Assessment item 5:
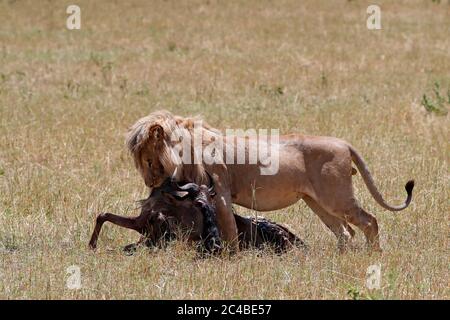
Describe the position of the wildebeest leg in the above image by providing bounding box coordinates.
[89,212,144,249]
[303,196,354,253]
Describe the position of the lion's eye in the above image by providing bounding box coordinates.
[147,160,152,167]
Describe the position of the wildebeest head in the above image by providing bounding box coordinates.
[140,170,222,253]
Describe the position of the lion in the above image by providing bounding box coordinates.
[125,110,414,252]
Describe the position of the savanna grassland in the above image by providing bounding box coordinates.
[0,0,449,299]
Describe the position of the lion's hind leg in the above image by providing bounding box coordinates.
[303,196,354,253]
[310,182,382,252]
[344,205,382,252]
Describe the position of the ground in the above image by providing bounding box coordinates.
[0,0,448,299]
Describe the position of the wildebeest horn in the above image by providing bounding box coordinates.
[160,168,191,200]
[165,189,189,200]
[175,182,200,194]
[170,167,199,194]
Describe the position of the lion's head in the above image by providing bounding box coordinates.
[125,110,218,188]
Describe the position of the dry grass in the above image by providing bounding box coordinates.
[0,0,449,299]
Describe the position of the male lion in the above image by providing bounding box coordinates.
[126,110,414,252]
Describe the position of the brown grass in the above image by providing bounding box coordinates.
[0,0,448,299]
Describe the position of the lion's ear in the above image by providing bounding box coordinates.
[149,124,164,141]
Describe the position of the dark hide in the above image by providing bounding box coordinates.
[89,176,305,255]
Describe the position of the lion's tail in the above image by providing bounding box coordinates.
[349,145,414,212]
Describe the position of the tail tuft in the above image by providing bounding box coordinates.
[405,180,415,195]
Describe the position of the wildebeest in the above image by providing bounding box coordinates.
[89,172,305,254]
